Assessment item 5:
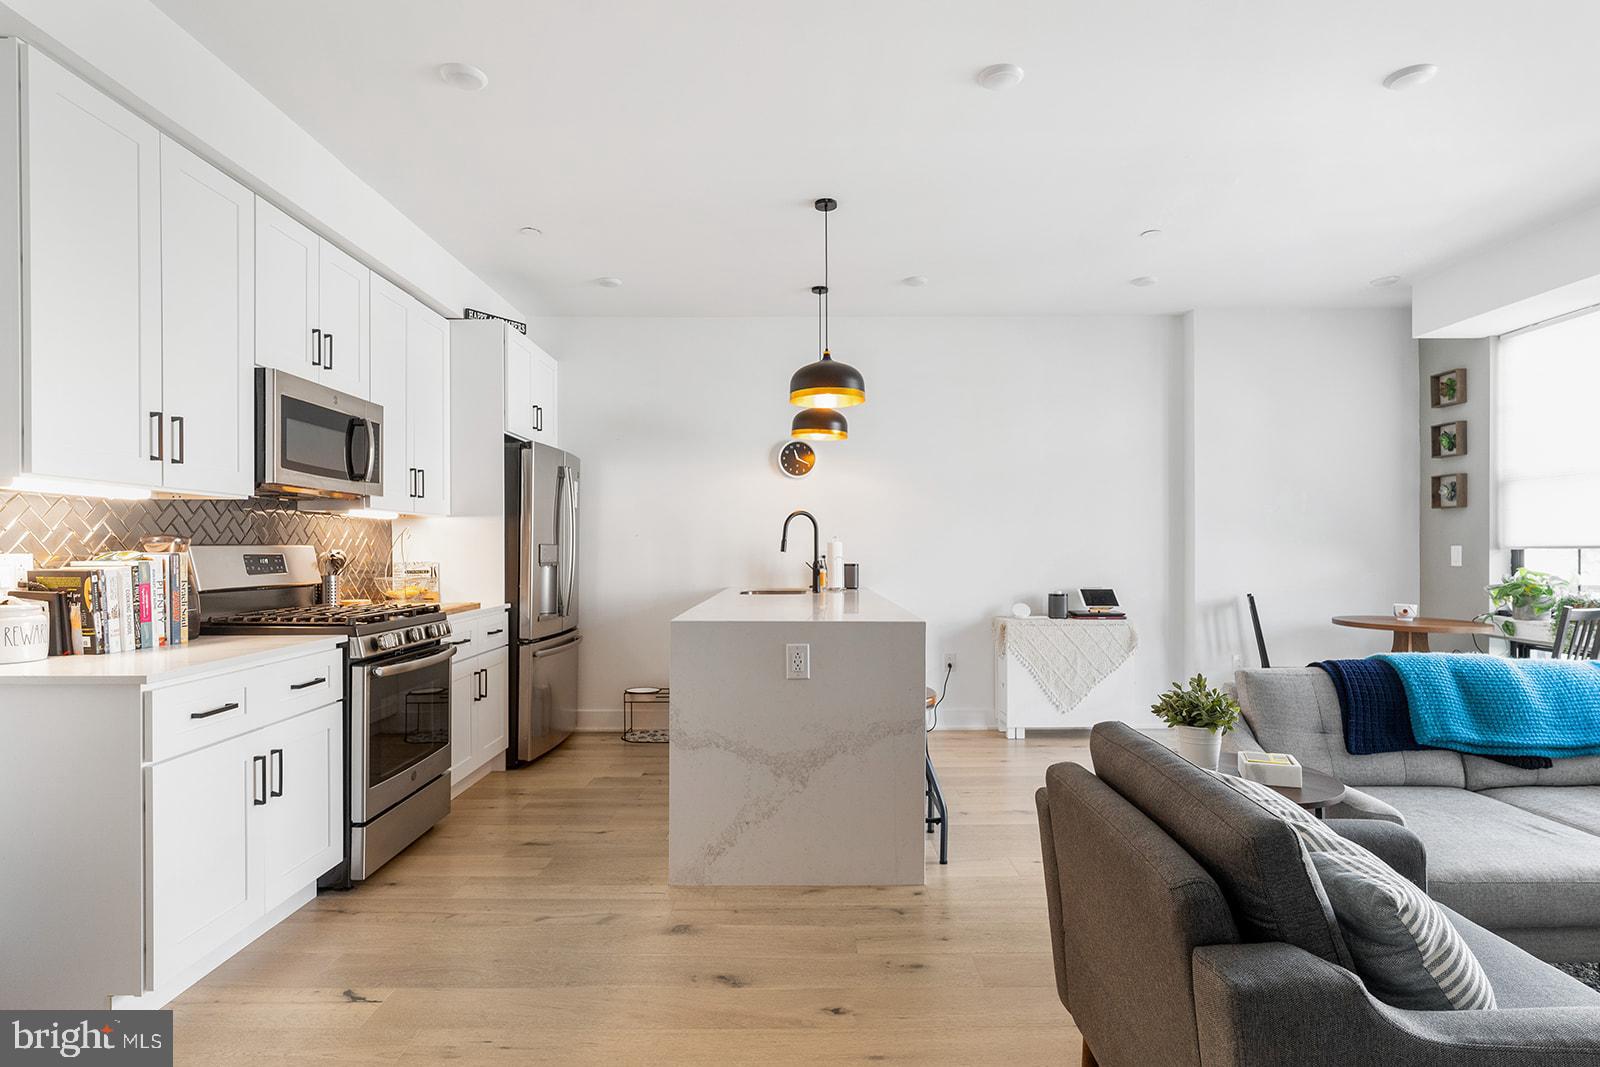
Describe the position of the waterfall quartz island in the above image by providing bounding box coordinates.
[669,587,927,886]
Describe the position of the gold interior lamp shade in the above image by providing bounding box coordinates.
[788,349,866,409]
[791,406,848,441]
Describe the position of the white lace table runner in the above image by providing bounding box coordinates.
[995,617,1139,714]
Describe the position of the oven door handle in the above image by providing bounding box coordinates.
[370,645,456,678]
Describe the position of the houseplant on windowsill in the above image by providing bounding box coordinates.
[1150,674,1240,771]
[1482,568,1568,645]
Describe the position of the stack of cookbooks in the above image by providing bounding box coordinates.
[14,549,191,655]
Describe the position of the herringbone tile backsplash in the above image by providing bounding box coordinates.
[0,492,392,598]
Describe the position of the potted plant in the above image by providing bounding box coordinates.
[1150,673,1240,771]
[1483,568,1569,644]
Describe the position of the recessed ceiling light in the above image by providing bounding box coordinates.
[976,63,1025,91]
[902,275,928,287]
[1129,276,1158,288]
[1139,229,1164,240]
[595,277,623,288]
[1382,64,1437,91]
[437,62,489,92]
[1369,275,1402,288]
[518,225,542,237]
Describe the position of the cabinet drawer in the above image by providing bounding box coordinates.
[147,674,249,763]
[252,646,344,722]
[476,611,509,652]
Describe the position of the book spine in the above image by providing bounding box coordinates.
[145,557,167,648]
[178,556,190,644]
[122,566,135,652]
[168,554,183,645]
[95,571,113,655]
[137,561,153,650]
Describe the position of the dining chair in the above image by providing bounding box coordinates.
[1247,593,1271,668]
[1551,605,1600,660]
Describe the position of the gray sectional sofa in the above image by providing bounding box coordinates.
[1231,667,1600,964]
[1036,721,1600,1067]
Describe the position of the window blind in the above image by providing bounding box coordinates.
[1497,306,1600,547]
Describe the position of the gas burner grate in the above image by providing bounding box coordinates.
[210,603,438,627]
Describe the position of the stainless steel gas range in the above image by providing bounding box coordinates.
[190,544,454,885]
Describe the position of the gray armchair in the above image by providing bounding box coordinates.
[1036,723,1600,1067]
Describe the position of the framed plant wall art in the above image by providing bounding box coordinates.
[1431,473,1467,509]
[1431,420,1467,458]
[1430,368,1467,408]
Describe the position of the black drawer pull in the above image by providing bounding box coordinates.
[289,676,327,691]
[486,628,503,636]
[191,702,240,720]
[270,748,284,797]
[253,754,268,805]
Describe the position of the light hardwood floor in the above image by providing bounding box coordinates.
[170,731,1091,1065]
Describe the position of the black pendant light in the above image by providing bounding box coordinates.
[791,285,848,440]
[789,198,866,409]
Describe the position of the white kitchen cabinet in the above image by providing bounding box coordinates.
[254,196,370,398]
[258,702,342,907]
[317,238,370,397]
[157,135,254,497]
[366,275,410,512]
[11,45,162,488]
[475,646,510,767]
[368,275,449,515]
[146,734,262,991]
[406,299,450,514]
[449,664,476,785]
[254,198,319,380]
[504,329,558,444]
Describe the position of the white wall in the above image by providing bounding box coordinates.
[535,315,1187,729]
[1187,309,1420,677]
[0,0,521,319]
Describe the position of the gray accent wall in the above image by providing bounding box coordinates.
[1418,338,1502,651]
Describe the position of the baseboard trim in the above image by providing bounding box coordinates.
[573,706,1000,732]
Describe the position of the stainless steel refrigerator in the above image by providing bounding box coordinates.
[506,439,580,763]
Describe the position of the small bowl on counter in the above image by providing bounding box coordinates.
[374,576,440,604]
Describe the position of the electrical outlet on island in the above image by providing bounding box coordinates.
[786,643,810,680]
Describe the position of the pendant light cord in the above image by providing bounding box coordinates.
[823,206,830,352]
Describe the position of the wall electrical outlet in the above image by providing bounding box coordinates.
[786,643,810,680]
[943,652,957,671]
[1450,544,1463,568]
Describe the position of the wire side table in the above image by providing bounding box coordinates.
[622,686,670,743]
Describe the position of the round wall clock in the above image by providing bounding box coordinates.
[777,440,816,478]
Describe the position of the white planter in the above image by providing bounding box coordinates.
[1501,616,1555,646]
[1174,725,1222,771]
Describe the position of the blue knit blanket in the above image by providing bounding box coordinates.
[1314,658,1418,755]
[1375,654,1600,758]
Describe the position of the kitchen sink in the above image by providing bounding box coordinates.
[738,588,811,595]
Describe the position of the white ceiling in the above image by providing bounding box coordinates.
[149,0,1600,318]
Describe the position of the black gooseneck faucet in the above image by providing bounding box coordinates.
[780,510,822,593]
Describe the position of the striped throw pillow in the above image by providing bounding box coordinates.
[1211,771,1497,1011]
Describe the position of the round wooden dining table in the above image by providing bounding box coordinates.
[1331,615,1498,652]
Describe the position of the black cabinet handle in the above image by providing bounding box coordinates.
[270,748,284,797]
[480,668,489,700]
[325,331,334,371]
[532,405,543,432]
[253,754,267,805]
[170,415,185,464]
[447,638,471,647]
[289,676,327,691]
[419,468,425,499]
[190,701,240,720]
[486,628,503,636]
[312,328,323,367]
[149,411,164,461]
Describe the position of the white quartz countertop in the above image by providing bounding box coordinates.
[0,633,346,687]
[673,587,920,624]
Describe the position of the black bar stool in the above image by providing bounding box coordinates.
[925,687,949,864]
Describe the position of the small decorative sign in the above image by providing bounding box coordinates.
[462,307,527,334]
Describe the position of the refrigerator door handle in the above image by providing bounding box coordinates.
[563,468,578,621]
[554,464,570,617]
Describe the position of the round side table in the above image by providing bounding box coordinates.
[1217,753,1346,818]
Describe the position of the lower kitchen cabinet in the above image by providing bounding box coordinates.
[146,701,341,992]
[449,608,510,790]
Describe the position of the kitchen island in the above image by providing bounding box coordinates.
[669,587,926,885]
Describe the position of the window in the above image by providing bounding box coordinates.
[1497,307,1600,549]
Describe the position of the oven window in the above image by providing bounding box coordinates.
[367,655,451,787]
[281,396,355,480]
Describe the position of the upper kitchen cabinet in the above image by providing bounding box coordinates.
[255,197,370,398]
[2,44,162,489]
[368,275,449,515]
[158,136,254,497]
[505,329,558,445]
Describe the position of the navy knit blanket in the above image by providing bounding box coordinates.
[1312,659,1552,770]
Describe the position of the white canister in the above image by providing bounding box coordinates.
[0,598,50,663]
[825,537,845,591]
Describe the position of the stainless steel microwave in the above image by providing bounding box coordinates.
[255,368,383,500]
